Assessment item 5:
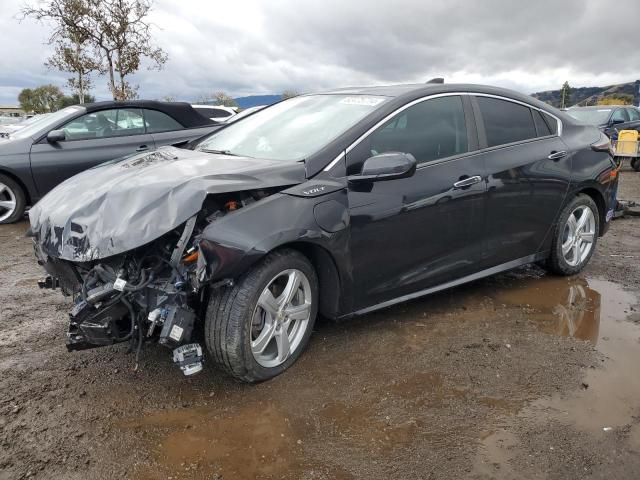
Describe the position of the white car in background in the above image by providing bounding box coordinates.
[191,104,238,122]
[0,114,50,138]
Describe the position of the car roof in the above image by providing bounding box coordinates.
[82,100,214,128]
[316,83,559,111]
[569,105,630,110]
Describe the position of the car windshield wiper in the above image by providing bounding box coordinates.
[199,148,242,157]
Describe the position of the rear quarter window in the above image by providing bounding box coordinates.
[532,110,552,137]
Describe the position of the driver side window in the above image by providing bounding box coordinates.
[62,108,145,140]
[366,96,468,165]
[611,108,629,124]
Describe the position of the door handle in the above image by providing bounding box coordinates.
[453,175,482,189]
[136,145,149,152]
[548,150,567,160]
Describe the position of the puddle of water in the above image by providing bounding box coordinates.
[529,278,640,431]
[494,276,602,344]
[476,276,640,473]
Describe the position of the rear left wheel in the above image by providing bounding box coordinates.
[0,174,26,224]
[631,158,640,172]
[204,249,318,382]
[545,194,599,276]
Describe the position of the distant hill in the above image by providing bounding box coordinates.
[532,80,640,107]
[234,95,282,109]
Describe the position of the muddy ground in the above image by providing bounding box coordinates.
[1,170,640,480]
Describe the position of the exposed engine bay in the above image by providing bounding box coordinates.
[34,189,275,376]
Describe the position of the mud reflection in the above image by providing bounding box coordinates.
[494,276,601,344]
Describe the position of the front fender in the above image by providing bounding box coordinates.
[198,190,351,286]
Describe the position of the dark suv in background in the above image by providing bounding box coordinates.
[565,105,640,138]
[0,101,219,224]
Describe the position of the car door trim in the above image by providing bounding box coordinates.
[323,92,563,172]
[345,252,547,318]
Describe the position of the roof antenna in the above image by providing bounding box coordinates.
[426,78,444,84]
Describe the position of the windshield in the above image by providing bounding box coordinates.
[196,94,387,161]
[566,108,612,125]
[11,106,83,139]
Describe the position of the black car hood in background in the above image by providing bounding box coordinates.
[29,146,306,261]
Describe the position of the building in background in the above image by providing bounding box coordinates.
[0,106,26,117]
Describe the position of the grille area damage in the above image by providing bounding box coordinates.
[34,190,276,375]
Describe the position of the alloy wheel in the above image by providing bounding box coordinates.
[561,205,596,267]
[0,181,17,223]
[250,269,312,368]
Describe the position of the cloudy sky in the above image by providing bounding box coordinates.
[1,0,639,105]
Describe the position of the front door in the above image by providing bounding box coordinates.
[347,95,487,310]
[29,108,155,196]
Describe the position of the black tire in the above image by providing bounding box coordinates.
[204,248,319,383]
[631,158,640,172]
[0,174,26,224]
[545,194,599,276]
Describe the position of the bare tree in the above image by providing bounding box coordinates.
[22,0,99,103]
[46,33,100,103]
[282,89,300,100]
[22,0,168,101]
[213,91,237,107]
[91,0,168,100]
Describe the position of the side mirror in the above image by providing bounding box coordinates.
[610,118,625,126]
[47,129,66,143]
[348,152,417,183]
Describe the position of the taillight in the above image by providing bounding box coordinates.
[591,132,614,156]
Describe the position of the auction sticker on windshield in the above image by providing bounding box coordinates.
[339,96,385,106]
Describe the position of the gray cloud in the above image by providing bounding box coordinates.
[1,0,639,105]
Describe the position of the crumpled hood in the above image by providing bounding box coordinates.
[29,146,306,261]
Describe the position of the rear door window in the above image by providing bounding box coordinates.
[611,108,629,123]
[143,109,183,133]
[476,97,537,147]
[627,108,640,121]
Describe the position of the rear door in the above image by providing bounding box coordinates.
[29,108,155,195]
[347,95,487,310]
[143,108,217,147]
[471,95,571,267]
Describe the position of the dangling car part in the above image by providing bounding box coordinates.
[30,84,618,382]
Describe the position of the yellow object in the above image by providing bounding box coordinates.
[616,130,639,156]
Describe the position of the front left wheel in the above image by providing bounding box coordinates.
[0,174,26,224]
[204,249,318,383]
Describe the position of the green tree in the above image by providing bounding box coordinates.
[18,85,65,113]
[59,93,96,108]
[560,81,572,108]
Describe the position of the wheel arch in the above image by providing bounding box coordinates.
[0,168,32,206]
[271,241,343,320]
[576,186,606,235]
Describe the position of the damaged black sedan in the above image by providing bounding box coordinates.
[29,83,619,382]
